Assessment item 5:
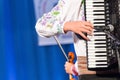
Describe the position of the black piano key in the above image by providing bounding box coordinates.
[93,14,105,15]
[93,22,105,24]
[96,64,108,66]
[93,10,105,12]
[96,60,107,62]
[95,39,106,41]
[93,19,105,21]
[93,5,105,7]
[95,51,107,53]
[93,1,105,4]
[94,26,106,30]
[95,46,106,48]
[95,43,106,45]
[94,30,106,32]
[95,55,107,57]
[94,34,106,36]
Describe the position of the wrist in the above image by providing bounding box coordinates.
[63,22,72,33]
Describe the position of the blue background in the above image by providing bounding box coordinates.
[0,0,78,80]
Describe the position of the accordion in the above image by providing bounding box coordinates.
[84,0,120,71]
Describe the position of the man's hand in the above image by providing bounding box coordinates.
[64,21,93,40]
[64,62,74,74]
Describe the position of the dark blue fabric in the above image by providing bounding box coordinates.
[0,0,78,80]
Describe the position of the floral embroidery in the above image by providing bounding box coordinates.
[38,0,65,33]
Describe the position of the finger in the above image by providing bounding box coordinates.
[80,24,94,36]
[83,25,93,32]
[80,24,93,34]
[79,32,90,40]
[81,21,93,28]
[86,21,94,28]
[76,24,91,34]
[80,28,92,35]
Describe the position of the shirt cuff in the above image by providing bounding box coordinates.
[60,21,66,33]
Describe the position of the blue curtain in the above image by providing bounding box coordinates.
[0,0,77,80]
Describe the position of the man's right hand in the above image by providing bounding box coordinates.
[64,21,94,40]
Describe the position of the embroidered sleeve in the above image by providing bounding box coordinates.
[35,0,65,37]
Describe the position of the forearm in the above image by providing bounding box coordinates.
[35,17,65,37]
[35,0,65,38]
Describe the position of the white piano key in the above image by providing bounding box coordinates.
[88,57,107,60]
[88,42,106,45]
[88,48,107,50]
[88,58,107,61]
[88,48,106,51]
[88,49,107,52]
[88,36,106,39]
[85,10,105,12]
[86,15,105,17]
[86,6,104,9]
[87,46,106,48]
[88,46,107,49]
[93,24,106,26]
[88,46,106,49]
[88,53,107,56]
[86,12,105,15]
[86,7,105,10]
[88,52,107,55]
[87,43,106,45]
[88,46,106,51]
[86,14,105,17]
[86,4,104,6]
[88,48,107,51]
[87,17,105,20]
[88,55,107,58]
[88,65,108,68]
[86,4,104,7]
[88,60,107,62]
[86,0,104,2]
[90,42,106,44]
[92,20,105,23]
[86,19,105,23]
[87,36,106,40]
[87,40,106,43]
[89,62,107,65]
[87,17,105,21]
[87,41,106,43]
[86,3,105,6]
[87,34,106,37]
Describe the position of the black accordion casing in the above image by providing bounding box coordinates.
[84,0,120,71]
